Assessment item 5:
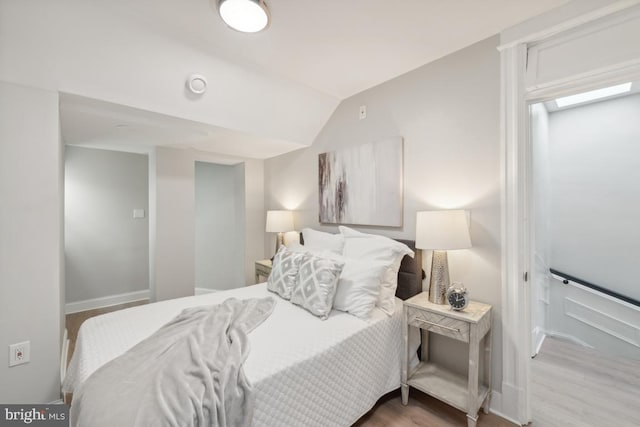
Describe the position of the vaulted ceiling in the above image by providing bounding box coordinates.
[1,0,570,158]
[105,0,569,99]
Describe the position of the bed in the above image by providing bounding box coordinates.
[63,237,423,426]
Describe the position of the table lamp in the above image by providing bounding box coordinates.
[266,210,294,257]
[416,210,472,304]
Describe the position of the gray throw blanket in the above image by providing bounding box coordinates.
[70,297,275,427]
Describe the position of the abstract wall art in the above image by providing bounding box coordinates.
[318,137,403,226]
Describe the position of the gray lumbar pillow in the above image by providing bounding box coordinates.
[267,246,304,300]
[290,253,345,320]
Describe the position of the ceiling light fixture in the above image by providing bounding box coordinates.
[218,0,270,33]
[555,82,632,108]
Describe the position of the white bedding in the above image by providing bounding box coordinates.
[64,284,416,426]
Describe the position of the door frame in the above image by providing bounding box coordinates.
[498,2,640,423]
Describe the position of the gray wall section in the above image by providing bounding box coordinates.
[549,93,640,301]
[64,146,149,303]
[151,147,196,301]
[195,162,245,290]
[264,36,503,390]
[0,81,62,403]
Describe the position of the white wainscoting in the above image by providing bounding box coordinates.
[65,290,150,314]
[547,274,640,358]
[564,297,640,348]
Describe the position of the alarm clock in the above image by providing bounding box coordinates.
[446,283,469,311]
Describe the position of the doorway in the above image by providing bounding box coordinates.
[527,83,640,426]
[499,5,640,423]
[194,161,246,293]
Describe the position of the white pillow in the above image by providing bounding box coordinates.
[339,226,414,316]
[333,257,389,319]
[301,228,344,254]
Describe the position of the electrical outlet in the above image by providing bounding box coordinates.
[9,341,30,367]
[359,105,367,119]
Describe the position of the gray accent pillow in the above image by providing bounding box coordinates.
[267,246,305,300]
[290,253,345,320]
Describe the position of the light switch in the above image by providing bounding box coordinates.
[133,209,145,219]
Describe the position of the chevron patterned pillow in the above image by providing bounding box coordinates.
[290,253,345,320]
[267,246,305,300]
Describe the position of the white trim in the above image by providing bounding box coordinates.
[498,0,640,51]
[500,2,640,424]
[48,399,64,405]
[65,290,150,314]
[488,390,522,426]
[60,328,68,384]
[544,330,595,349]
[551,273,640,312]
[564,298,640,347]
[500,41,531,424]
[195,287,218,295]
[531,328,546,356]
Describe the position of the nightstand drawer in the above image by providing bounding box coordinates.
[256,264,271,276]
[254,260,273,284]
[406,306,469,342]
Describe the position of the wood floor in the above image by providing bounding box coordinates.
[66,303,515,426]
[355,389,515,427]
[530,336,640,427]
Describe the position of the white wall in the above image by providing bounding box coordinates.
[150,147,196,301]
[0,81,62,402]
[150,149,263,299]
[549,93,640,301]
[65,146,149,303]
[192,152,264,286]
[242,159,264,284]
[264,37,503,390]
[195,162,245,290]
[0,0,338,154]
[531,103,551,355]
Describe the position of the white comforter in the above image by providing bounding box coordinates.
[64,284,414,426]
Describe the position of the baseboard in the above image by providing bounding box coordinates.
[495,383,527,425]
[545,330,594,349]
[195,287,218,295]
[488,391,519,425]
[65,290,150,314]
[60,328,68,384]
[531,328,547,356]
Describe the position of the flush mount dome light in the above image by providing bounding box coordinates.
[218,0,270,33]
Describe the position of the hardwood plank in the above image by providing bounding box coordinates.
[531,336,640,427]
[354,389,516,427]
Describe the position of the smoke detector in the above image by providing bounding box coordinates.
[186,74,208,94]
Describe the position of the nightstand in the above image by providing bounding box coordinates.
[401,292,492,427]
[254,259,272,283]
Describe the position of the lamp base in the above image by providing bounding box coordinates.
[429,250,450,304]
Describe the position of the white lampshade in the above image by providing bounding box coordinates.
[218,0,270,33]
[416,210,472,250]
[266,210,293,233]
